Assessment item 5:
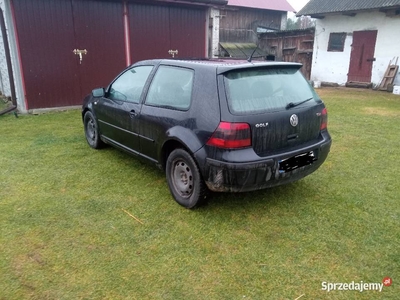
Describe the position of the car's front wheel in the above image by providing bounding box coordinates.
[166,149,208,208]
[84,111,104,149]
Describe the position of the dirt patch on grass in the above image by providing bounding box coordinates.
[12,251,46,276]
[363,107,399,117]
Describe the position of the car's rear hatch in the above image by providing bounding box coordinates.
[219,63,326,157]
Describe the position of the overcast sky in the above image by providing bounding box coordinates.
[287,0,310,11]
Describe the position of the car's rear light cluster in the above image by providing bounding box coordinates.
[320,108,328,130]
[207,122,251,149]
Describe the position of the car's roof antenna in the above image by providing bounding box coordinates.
[247,34,262,63]
[247,47,258,63]
[248,21,274,62]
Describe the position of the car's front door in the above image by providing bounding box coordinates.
[94,65,154,154]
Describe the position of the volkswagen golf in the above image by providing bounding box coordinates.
[82,59,332,208]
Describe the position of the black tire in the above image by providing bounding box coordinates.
[166,149,208,209]
[84,111,104,149]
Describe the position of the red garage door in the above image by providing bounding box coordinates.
[12,0,207,109]
[12,0,126,109]
[129,3,207,62]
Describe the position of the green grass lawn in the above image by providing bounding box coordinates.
[0,88,399,299]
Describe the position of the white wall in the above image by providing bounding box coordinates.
[0,0,26,112]
[210,8,220,58]
[0,0,10,97]
[311,11,400,86]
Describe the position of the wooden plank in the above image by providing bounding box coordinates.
[297,49,313,54]
[379,63,399,91]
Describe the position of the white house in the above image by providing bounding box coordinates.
[297,0,400,87]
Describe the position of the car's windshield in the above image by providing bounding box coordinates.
[224,67,319,114]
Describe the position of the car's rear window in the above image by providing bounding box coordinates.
[224,67,319,114]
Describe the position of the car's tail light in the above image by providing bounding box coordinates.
[206,122,251,149]
[320,108,328,130]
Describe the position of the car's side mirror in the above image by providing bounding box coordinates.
[92,88,105,98]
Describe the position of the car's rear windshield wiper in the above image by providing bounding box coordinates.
[286,97,314,109]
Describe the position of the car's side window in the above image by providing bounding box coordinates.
[145,66,193,110]
[109,66,153,103]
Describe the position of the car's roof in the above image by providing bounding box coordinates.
[135,59,302,74]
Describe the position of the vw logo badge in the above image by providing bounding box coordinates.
[290,114,299,127]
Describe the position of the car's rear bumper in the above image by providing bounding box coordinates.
[202,134,332,192]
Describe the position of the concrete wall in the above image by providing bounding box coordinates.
[0,0,10,97]
[209,8,220,58]
[0,0,26,112]
[311,11,400,86]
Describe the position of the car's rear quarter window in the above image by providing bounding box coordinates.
[145,66,194,110]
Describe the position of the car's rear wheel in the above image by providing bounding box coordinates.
[84,111,104,149]
[166,149,208,208]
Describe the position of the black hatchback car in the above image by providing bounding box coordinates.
[82,59,331,208]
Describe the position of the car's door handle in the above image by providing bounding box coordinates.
[129,110,138,118]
